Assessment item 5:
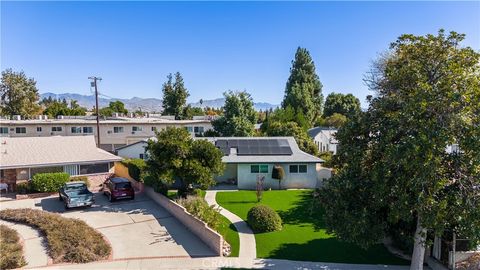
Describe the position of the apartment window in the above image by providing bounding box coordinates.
[0,127,8,134]
[185,126,193,132]
[36,127,42,132]
[51,126,62,132]
[113,127,124,133]
[194,126,204,134]
[15,127,26,134]
[289,164,307,173]
[71,127,82,134]
[132,126,143,132]
[83,127,93,134]
[251,164,268,174]
[151,127,157,132]
[139,154,144,159]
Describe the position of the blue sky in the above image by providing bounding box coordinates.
[2,1,479,107]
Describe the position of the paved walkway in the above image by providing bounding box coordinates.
[204,190,256,259]
[34,257,412,270]
[0,220,50,268]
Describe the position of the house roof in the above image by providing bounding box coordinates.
[0,136,122,169]
[0,117,210,125]
[308,127,339,144]
[200,137,324,164]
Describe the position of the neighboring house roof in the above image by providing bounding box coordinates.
[0,136,122,169]
[200,137,324,164]
[0,117,210,125]
[308,127,339,144]
[115,137,156,151]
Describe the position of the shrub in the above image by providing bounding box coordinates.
[0,225,26,269]
[70,176,90,187]
[0,209,110,263]
[176,196,221,230]
[15,182,32,194]
[247,205,282,233]
[31,172,70,192]
[122,159,146,182]
[143,174,168,196]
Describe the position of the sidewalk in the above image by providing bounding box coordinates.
[33,257,412,270]
[205,190,257,259]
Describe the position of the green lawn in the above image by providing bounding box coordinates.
[217,214,240,257]
[216,190,409,265]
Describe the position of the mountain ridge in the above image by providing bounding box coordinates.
[40,92,279,112]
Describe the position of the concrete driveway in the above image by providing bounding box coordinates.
[0,192,215,260]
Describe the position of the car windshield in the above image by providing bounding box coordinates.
[115,182,131,189]
[66,183,86,191]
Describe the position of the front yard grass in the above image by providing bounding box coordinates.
[217,214,240,257]
[0,209,110,263]
[216,190,409,265]
[0,224,26,269]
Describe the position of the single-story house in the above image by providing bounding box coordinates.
[308,127,338,154]
[0,136,122,191]
[115,136,329,190]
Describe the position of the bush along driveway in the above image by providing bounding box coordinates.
[0,224,26,269]
[216,190,409,265]
[0,208,111,264]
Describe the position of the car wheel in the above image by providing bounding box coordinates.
[59,194,63,201]
[131,195,135,200]
[109,194,114,202]
[64,203,69,210]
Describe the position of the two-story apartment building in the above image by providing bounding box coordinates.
[0,115,213,152]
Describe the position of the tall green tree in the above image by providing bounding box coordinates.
[162,72,190,119]
[212,91,257,136]
[323,92,361,118]
[146,127,224,192]
[320,30,480,270]
[282,47,323,126]
[0,69,40,118]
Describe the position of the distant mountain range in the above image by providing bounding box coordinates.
[40,93,279,112]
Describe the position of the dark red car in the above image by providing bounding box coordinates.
[103,177,135,202]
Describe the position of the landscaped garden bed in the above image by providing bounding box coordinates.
[0,224,26,269]
[0,209,111,263]
[216,190,409,265]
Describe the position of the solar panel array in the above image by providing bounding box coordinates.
[215,139,293,156]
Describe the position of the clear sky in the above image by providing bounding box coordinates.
[2,1,479,107]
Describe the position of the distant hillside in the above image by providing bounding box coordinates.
[40,93,279,112]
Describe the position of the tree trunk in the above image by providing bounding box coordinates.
[410,216,427,270]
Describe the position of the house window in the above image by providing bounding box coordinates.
[71,127,82,133]
[15,127,26,134]
[132,126,143,132]
[251,164,268,173]
[139,153,144,159]
[0,127,9,134]
[79,163,109,175]
[36,127,42,132]
[30,166,63,176]
[289,164,307,173]
[83,127,93,133]
[113,127,124,133]
[51,126,62,132]
[185,126,193,132]
[194,126,204,134]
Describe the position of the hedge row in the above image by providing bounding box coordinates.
[0,209,110,263]
[31,172,70,193]
[0,224,26,269]
[122,159,146,182]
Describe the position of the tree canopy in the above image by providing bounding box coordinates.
[162,72,190,120]
[323,92,361,118]
[212,91,257,136]
[282,47,323,126]
[319,30,480,269]
[99,100,128,116]
[41,97,87,117]
[0,69,40,118]
[146,127,224,190]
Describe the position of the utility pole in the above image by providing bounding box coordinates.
[88,76,102,147]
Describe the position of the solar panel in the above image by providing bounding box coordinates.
[215,138,292,156]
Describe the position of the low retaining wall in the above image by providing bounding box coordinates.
[144,186,223,256]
